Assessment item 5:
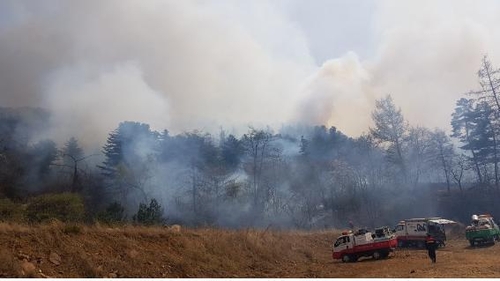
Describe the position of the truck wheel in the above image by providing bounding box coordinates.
[469,240,475,247]
[381,251,390,258]
[342,255,350,263]
[373,251,381,260]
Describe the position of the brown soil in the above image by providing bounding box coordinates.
[0,222,498,278]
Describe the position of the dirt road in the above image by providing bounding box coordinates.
[292,238,500,278]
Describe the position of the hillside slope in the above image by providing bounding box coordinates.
[0,222,499,278]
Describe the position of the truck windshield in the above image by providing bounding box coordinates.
[334,238,343,247]
[334,236,350,247]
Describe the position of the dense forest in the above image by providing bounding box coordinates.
[1,56,500,229]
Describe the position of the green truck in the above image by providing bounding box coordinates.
[465,214,500,246]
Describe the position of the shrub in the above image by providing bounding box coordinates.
[63,224,82,235]
[26,192,85,223]
[133,198,164,225]
[0,198,24,222]
[95,201,126,224]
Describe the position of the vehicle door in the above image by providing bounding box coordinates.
[333,235,352,252]
[394,224,406,237]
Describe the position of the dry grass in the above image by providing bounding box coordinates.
[0,249,20,277]
[0,222,497,277]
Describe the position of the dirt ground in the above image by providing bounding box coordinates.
[268,233,500,278]
[1,222,499,278]
[309,238,500,278]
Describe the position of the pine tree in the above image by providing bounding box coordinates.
[98,121,159,205]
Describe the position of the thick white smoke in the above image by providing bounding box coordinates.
[368,0,500,132]
[292,0,500,136]
[42,62,170,147]
[293,52,374,135]
[1,0,500,146]
[0,0,314,147]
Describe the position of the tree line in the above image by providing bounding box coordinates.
[1,56,500,228]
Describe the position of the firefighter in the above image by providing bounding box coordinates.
[425,234,438,263]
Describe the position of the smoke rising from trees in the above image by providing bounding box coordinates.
[1,1,500,147]
[0,0,313,147]
[2,1,500,229]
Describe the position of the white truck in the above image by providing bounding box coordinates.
[394,217,456,248]
[332,226,397,262]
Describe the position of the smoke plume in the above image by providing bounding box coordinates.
[1,0,500,146]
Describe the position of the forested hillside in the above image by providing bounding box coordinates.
[2,57,500,229]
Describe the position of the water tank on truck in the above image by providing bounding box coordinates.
[394,217,456,248]
[332,226,397,263]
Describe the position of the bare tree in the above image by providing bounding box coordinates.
[450,154,469,192]
[370,95,409,183]
[242,127,274,215]
[429,129,454,192]
[470,55,500,113]
[53,136,98,192]
[406,126,434,189]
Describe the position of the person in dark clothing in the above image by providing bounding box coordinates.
[426,234,438,263]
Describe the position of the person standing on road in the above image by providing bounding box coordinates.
[426,234,438,263]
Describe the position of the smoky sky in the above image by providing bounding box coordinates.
[1,0,500,147]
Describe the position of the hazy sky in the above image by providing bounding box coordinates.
[1,0,500,146]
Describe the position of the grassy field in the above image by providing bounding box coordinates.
[0,222,498,278]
